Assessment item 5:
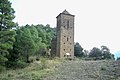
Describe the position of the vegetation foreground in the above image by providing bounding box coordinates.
[0,57,63,80]
[0,58,120,80]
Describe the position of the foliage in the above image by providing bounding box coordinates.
[101,45,114,60]
[89,47,102,60]
[35,24,56,48]
[117,57,120,60]
[0,0,16,70]
[0,0,16,31]
[89,46,115,60]
[13,25,39,62]
[9,24,55,64]
[34,24,56,56]
[0,58,61,80]
[74,42,84,57]
[6,60,29,69]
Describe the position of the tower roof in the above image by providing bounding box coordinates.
[56,10,74,18]
[62,10,70,15]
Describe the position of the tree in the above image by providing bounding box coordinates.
[89,46,115,60]
[84,50,89,56]
[74,42,84,57]
[35,24,56,48]
[6,24,56,68]
[14,25,41,62]
[0,0,16,70]
[29,25,42,54]
[101,45,114,60]
[89,47,102,60]
[0,0,16,31]
[117,57,120,60]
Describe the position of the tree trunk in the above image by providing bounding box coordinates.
[26,54,29,63]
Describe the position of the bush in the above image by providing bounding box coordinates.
[0,65,6,72]
[41,58,47,69]
[16,61,29,68]
[6,60,29,69]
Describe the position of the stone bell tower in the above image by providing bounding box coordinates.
[56,10,75,58]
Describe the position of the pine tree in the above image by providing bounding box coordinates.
[74,42,84,57]
[0,0,16,31]
[0,0,16,69]
[14,25,42,62]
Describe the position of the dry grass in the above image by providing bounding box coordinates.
[44,60,120,80]
[0,57,63,80]
[1,58,120,80]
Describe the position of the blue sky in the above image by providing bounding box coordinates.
[11,0,120,57]
[114,51,120,59]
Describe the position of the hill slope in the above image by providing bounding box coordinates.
[0,59,120,80]
[44,60,120,80]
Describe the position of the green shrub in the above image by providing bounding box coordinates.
[41,58,47,69]
[6,60,29,69]
[0,65,6,72]
[16,61,29,68]
[7,73,14,77]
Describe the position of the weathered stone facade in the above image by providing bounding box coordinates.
[51,10,75,58]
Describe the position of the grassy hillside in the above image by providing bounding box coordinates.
[44,59,120,80]
[0,57,63,80]
[0,58,120,80]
